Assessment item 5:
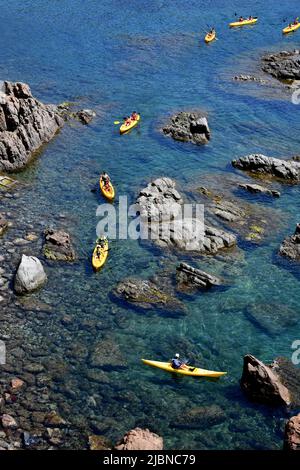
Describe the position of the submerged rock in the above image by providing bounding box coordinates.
[89,435,111,450]
[172,405,226,429]
[89,337,127,369]
[114,277,185,314]
[284,414,300,450]
[0,213,8,235]
[279,223,300,261]
[238,182,280,197]
[246,303,299,336]
[176,262,222,291]
[44,228,75,261]
[262,50,300,80]
[0,81,63,172]
[163,111,210,145]
[137,177,236,254]
[232,154,300,182]
[114,428,163,451]
[14,255,47,294]
[233,75,268,84]
[240,355,291,406]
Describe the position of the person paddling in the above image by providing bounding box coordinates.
[101,171,110,189]
[131,111,138,121]
[171,353,190,371]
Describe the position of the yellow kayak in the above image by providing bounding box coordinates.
[142,359,227,378]
[120,114,140,134]
[92,237,108,271]
[100,176,115,201]
[230,18,258,27]
[283,23,300,34]
[205,31,216,43]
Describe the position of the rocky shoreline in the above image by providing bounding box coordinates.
[0,71,300,451]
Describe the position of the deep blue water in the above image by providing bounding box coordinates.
[1,0,300,449]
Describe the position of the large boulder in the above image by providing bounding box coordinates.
[114,428,163,451]
[262,50,300,80]
[137,178,236,254]
[114,277,185,314]
[284,414,300,450]
[43,229,75,261]
[232,154,300,182]
[279,223,300,261]
[240,355,291,406]
[163,111,210,145]
[14,255,47,295]
[0,81,63,172]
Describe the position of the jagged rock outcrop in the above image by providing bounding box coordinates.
[279,223,300,261]
[114,277,185,314]
[0,81,63,172]
[136,178,236,253]
[240,355,291,406]
[238,182,280,197]
[14,255,47,295]
[176,262,222,291]
[262,50,300,80]
[284,414,300,450]
[163,111,210,145]
[114,428,163,451]
[232,154,300,182]
[43,229,75,261]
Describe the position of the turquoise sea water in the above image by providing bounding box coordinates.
[1,0,300,449]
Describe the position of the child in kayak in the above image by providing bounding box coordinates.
[239,16,244,22]
[171,353,190,371]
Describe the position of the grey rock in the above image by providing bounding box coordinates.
[137,178,236,254]
[163,111,210,145]
[176,262,222,291]
[232,154,300,182]
[14,255,47,294]
[262,50,300,80]
[238,182,280,197]
[0,81,63,172]
[279,223,300,261]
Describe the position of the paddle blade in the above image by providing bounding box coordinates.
[114,121,120,125]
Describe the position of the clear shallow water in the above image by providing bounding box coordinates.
[1,0,300,449]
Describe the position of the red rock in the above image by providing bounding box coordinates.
[114,427,163,451]
[240,355,291,406]
[11,378,24,391]
[284,414,300,450]
[1,414,18,429]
